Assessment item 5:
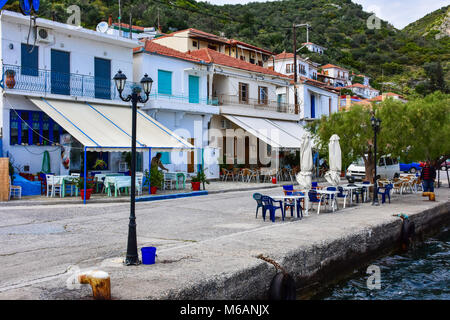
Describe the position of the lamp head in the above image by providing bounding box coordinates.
[113,70,127,93]
[140,73,153,95]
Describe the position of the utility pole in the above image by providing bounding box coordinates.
[293,23,298,115]
[118,0,122,37]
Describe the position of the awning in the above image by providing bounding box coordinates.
[223,115,303,149]
[28,97,194,152]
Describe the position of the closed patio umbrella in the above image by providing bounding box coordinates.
[296,132,313,190]
[324,134,341,186]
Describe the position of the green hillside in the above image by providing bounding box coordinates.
[3,0,449,96]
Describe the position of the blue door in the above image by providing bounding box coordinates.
[188,75,199,103]
[310,94,316,119]
[51,49,70,95]
[95,57,111,99]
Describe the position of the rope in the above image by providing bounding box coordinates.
[256,254,288,275]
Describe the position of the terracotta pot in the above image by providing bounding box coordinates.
[191,181,201,191]
[272,177,277,184]
[5,70,15,89]
[80,188,93,200]
[150,186,157,194]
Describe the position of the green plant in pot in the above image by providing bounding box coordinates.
[148,167,163,194]
[93,159,107,170]
[191,168,209,191]
[75,177,95,200]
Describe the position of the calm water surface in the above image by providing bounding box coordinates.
[312,226,450,300]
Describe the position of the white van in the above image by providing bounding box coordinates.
[346,155,401,181]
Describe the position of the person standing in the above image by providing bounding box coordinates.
[151,153,169,172]
[420,160,436,192]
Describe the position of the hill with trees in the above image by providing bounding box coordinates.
[3,0,449,96]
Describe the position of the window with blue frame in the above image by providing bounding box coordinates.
[10,110,64,145]
[158,70,172,95]
[21,43,39,76]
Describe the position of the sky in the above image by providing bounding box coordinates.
[204,0,450,29]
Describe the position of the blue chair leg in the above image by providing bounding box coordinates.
[270,209,275,222]
[256,206,260,218]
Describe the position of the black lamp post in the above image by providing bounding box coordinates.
[371,115,381,206]
[113,70,153,265]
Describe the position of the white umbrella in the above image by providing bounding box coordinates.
[296,132,313,190]
[324,134,342,186]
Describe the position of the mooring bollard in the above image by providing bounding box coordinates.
[422,192,436,201]
[78,270,111,300]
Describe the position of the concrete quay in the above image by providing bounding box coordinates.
[0,185,448,300]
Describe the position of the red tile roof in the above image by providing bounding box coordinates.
[274,52,295,60]
[112,22,146,31]
[345,83,379,90]
[135,40,203,63]
[321,64,349,71]
[189,48,288,78]
[227,39,274,55]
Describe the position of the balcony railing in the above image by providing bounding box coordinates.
[2,65,219,106]
[1,64,142,101]
[213,94,295,114]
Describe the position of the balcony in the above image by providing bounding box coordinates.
[213,94,295,114]
[1,64,139,102]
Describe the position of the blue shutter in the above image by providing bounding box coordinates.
[158,70,172,95]
[160,152,171,164]
[94,57,111,99]
[21,43,38,76]
[188,75,199,103]
[51,49,70,95]
[310,95,316,119]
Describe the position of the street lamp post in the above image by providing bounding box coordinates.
[113,70,153,265]
[371,116,381,206]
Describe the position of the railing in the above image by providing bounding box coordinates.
[2,64,219,106]
[213,94,295,114]
[1,64,142,101]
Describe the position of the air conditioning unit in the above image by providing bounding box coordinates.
[36,27,54,43]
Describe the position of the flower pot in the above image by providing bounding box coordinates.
[5,70,15,89]
[272,177,277,184]
[80,188,93,200]
[150,186,158,194]
[191,181,201,191]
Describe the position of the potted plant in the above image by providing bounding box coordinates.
[191,168,209,191]
[75,177,95,200]
[93,159,107,170]
[5,69,15,89]
[148,167,163,194]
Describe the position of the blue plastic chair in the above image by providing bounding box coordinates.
[337,186,348,208]
[283,185,294,192]
[312,181,318,189]
[308,190,321,211]
[347,183,364,203]
[261,195,285,222]
[283,191,303,219]
[378,183,393,203]
[253,193,264,219]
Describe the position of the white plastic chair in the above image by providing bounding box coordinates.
[136,173,144,196]
[9,177,22,200]
[46,175,62,197]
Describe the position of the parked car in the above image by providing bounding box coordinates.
[346,155,401,181]
[400,162,422,173]
[440,159,450,170]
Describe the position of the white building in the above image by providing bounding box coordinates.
[0,11,191,182]
[302,42,326,55]
[133,40,220,178]
[267,52,339,122]
[267,51,318,80]
[188,48,306,168]
[319,64,352,87]
[344,83,380,99]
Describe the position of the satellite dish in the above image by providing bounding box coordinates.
[96,21,109,33]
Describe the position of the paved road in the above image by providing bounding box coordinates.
[0,187,291,295]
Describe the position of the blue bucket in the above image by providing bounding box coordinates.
[141,247,157,265]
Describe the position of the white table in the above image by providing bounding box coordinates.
[104,176,139,197]
[272,194,309,217]
[341,185,359,207]
[316,189,340,214]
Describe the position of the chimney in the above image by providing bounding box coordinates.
[108,15,112,26]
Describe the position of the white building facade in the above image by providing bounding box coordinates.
[133,41,220,179]
[0,10,137,175]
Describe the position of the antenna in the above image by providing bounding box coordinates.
[157,7,160,31]
[118,0,121,37]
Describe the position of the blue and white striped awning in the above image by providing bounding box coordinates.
[28,97,194,152]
